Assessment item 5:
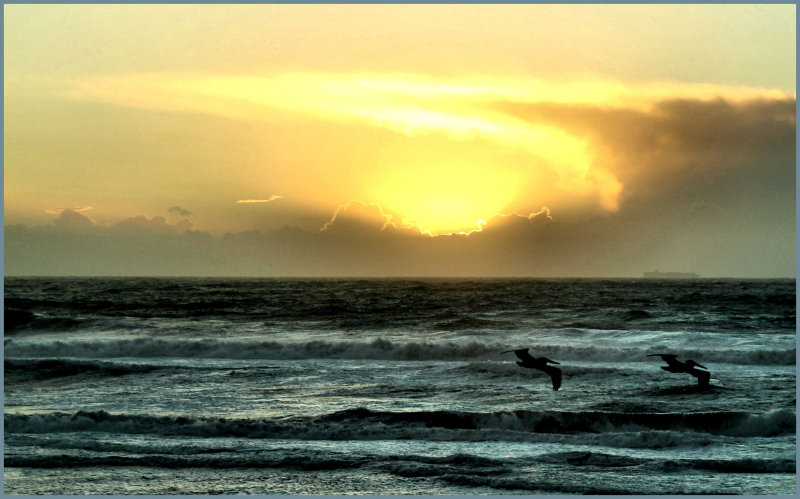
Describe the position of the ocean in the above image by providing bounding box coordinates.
[3,277,796,495]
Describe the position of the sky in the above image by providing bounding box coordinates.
[3,4,796,277]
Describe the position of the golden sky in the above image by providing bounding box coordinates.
[3,4,796,277]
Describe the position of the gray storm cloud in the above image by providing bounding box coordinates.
[494,96,796,208]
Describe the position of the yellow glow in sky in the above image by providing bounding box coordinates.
[62,71,795,233]
[371,163,519,235]
[4,4,795,238]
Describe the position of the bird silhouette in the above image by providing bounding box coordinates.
[648,354,710,387]
[502,348,562,391]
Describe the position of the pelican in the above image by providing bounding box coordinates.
[502,348,562,391]
[648,354,710,387]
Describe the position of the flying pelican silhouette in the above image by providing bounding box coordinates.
[502,348,562,391]
[648,354,710,387]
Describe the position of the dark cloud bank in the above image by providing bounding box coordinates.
[3,199,793,277]
[4,97,795,277]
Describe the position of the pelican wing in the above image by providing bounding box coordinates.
[647,354,680,366]
[541,364,562,391]
[688,360,708,370]
[695,368,711,387]
[513,348,536,363]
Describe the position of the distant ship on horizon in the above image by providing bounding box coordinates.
[643,270,700,279]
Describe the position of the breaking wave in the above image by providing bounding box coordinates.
[3,309,87,335]
[5,337,795,365]
[5,430,793,483]
[6,408,794,442]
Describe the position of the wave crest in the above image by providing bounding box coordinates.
[5,337,795,365]
[6,408,793,441]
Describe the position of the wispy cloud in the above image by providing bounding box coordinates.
[236,196,284,204]
[45,206,93,215]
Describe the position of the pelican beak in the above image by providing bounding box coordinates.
[695,362,707,369]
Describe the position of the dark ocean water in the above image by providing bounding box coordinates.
[3,277,796,494]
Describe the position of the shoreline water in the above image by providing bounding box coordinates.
[4,277,795,495]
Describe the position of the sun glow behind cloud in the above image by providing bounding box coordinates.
[368,163,519,235]
[67,72,793,233]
